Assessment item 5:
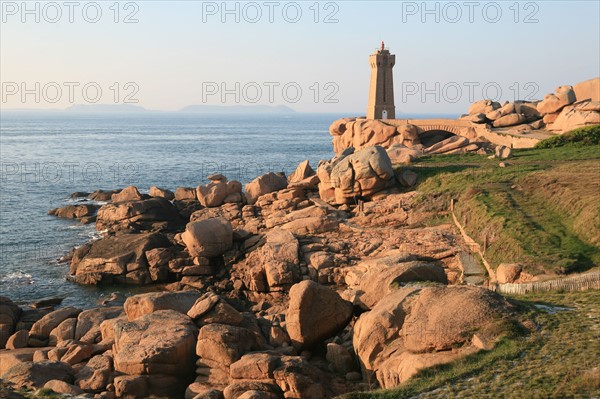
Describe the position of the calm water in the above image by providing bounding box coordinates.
[0,112,339,308]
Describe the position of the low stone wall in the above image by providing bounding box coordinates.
[496,271,600,295]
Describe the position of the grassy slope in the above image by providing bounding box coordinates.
[340,290,600,399]
[409,143,600,275]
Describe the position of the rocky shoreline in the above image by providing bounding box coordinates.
[0,151,528,399]
[2,80,598,398]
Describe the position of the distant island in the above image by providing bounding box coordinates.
[2,104,297,115]
[180,104,296,114]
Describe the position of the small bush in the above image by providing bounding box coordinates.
[535,125,600,149]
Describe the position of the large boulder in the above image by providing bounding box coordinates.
[330,118,398,154]
[345,251,447,308]
[175,187,197,201]
[150,186,175,201]
[112,186,145,202]
[486,102,515,121]
[29,307,81,342]
[48,204,99,220]
[1,361,74,389]
[324,146,395,204]
[549,100,600,133]
[197,178,243,208]
[423,136,470,154]
[496,263,523,284]
[124,291,201,321]
[181,217,233,258]
[514,101,541,121]
[113,310,197,394]
[196,323,264,368]
[492,113,527,128]
[537,85,576,114]
[353,286,518,388]
[245,172,288,205]
[96,196,183,232]
[468,99,500,115]
[288,160,316,184]
[260,229,301,291]
[74,306,123,343]
[286,280,353,350]
[75,354,113,393]
[386,144,422,164]
[573,77,600,102]
[69,232,172,285]
[88,189,121,201]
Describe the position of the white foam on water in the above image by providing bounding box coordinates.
[0,271,33,285]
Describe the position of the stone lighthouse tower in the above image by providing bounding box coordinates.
[367,42,395,120]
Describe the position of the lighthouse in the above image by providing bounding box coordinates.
[367,42,395,120]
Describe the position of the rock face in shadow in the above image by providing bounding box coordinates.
[286,280,353,350]
[69,232,172,285]
[96,197,184,232]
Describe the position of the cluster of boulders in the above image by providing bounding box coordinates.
[0,269,522,398]
[462,78,600,134]
[329,118,487,164]
[2,147,532,398]
[43,149,425,292]
[541,79,600,132]
[327,78,599,165]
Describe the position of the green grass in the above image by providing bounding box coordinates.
[535,125,600,149]
[339,290,600,399]
[405,144,600,275]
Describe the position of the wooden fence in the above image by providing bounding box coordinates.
[495,270,600,295]
[449,199,600,294]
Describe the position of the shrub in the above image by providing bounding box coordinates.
[535,125,600,149]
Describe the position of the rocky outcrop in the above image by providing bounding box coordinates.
[353,285,517,388]
[150,186,175,200]
[96,196,183,232]
[286,280,353,350]
[69,232,172,285]
[112,186,146,203]
[318,146,395,204]
[330,119,428,154]
[48,204,99,222]
[549,100,600,132]
[534,78,600,133]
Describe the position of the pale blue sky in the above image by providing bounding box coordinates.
[1,1,599,113]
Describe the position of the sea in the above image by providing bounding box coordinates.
[0,111,453,309]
